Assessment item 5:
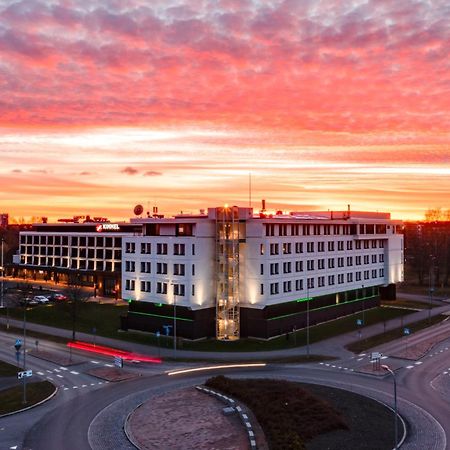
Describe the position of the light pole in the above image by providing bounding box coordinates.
[429,258,434,323]
[22,294,28,404]
[306,283,310,358]
[361,284,365,326]
[382,364,398,449]
[1,236,4,309]
[170,282,177,358]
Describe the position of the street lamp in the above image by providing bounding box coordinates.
[170,282,177,358]
[382,364,398,449]
[306,282,310,358]
[429,257,435,323]
[1,236,4,309]
[361,284,365,326]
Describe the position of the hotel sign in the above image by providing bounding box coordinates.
[96,223,120,232]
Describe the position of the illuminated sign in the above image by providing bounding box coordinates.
[96,223,120,232]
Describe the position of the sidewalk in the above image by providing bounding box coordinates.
[3,301,450,362]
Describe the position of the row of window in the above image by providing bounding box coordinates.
[264,239,385,256]
[22,246,121,259]
[21,256,117,271]
[21,235,121,247]
[265,269,385,295]
[265,254,384,275]
[125,261,195,276]
[125,242,195,256]
[265,223,389,237]
[124,280,194,297]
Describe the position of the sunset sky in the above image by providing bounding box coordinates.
[1,0,449,221]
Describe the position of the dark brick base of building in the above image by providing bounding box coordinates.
[122,284,391,340]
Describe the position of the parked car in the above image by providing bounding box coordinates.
[33,295,50,304]
[20,297,39,307]
[49,293,68,302]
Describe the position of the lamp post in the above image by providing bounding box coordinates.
[361,284,365,326]
[382,364,398,449]
[22,294,28,404]
[306,283,310,358]
[429,258,434,323]
[170,282,177,358]
[1,236,4,309]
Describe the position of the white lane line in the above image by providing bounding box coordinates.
[443,372,448,375]
[104,364,114,368]
[357,358,363,362]
[338,366,342,369]
[98,382,103,385]
[53,368,61,373]
[319,362,324,365]
[63,387,69,391]
[56,374,64,378]
[406,365,414,369]
[82,385,87,388]
[91,360,100,364]
[359,353,366,357]
[73,386,78,389]
[415,361,423,365]
[46,377,54,380]
[37,371,44,376]
[59,367,68,371]
[381,356,388,360]
[343,367,348,370]
[324,363,330,367]
[46,370,53,373]
[70,371,79,375]
[331,365,336,368]
[90,383,96,386]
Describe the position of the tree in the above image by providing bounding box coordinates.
[64,271,91,342]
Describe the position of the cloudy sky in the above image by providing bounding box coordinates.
[1,0,449,221]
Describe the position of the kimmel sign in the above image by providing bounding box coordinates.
[96,223,120,232]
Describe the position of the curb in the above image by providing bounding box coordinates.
[123,402,144,449]
[196,385,258,450]
[0,383,58,418]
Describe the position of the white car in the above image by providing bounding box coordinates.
[33,295,50,304]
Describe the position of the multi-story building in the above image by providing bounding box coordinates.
[122,206,403,339]
[13,220,141,296]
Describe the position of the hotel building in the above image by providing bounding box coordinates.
[14,206,403,340]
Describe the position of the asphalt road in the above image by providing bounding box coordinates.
[1,324,450,449]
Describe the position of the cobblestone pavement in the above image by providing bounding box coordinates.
[128,388,249,450]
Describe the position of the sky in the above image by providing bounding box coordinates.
[1,0,449,221]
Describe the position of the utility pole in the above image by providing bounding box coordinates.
[429,259,434,323]
[22,295,28,404]
[382,365,398,449]
[306,284,310,358]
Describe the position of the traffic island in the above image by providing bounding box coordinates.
[87,367,140,382]
[0,381,56,417]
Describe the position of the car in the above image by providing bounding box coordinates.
[33,295,50,304]
[50,293,68,302]
[20,297,39,307]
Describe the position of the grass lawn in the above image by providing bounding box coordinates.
[0,381,55,415]
[205,376,399,450]
[398,282,450,298]
[382,298,439,310]
[0,303,414,353]
[0,360,20,377]
[346,314,446,353]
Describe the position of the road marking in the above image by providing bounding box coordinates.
[73,386,78,389]
[443,372,448,375]
[357,358,363,362]
[59,367,68,371]
[359,353,366,357]
[53,368,61,373]
[46,377,54,380]
[381,356,388,360]
[56,374,64,378]
[338,366,342,369]
[415,361,423,365]
[91,360,100,364]
[319,362,324,365]
[46,370,53,373]
[70,371,79,375]
[104,364,114,368]
[343,367,348,370]
[63,387,69,390]
[98,382,103,384]
[37,371,44,376]
[90,383,96,386]
[406,365,414,369]
[331,365,336,368]
[325,363,330,367]
[82,384,87,388]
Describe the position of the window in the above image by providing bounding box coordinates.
[141,243,151,254]
[356,240,362,250]
[379,254,384,263]
[140,281,151,292]
[260,284,264,295]
[338,257,344,268]
[364,270,370,280]
[328,241,335,252]
[283,281,291,292]
[270,263,279,275]
[307,277,314,289]
[157,243,168,255]
[283,262,292,273]
[174,243,185,255]
[291,224,299,236]
[260,244,265,255]
[270,243,279,255]
[174,283,185,296]
[338,274,344,284]
[295,242,303,253]
[372,254,377,263]
[192,264,195,276]
[125,279,135,291]
[125,260,135,272]
[260,264,264,275]
[347,273,353,282]
[270,283,279,295]
[174,263,185,276]
[156,262,168,274]
[356,271,362,281]
[328,275,335,285]
[372,240,377,248]
[266,224,275,236]
[125,242,135,254]
[280,224,288,236]
[283,243,291,254]
[192,244,196,255]
[192,284,195,296]
[318,259,325,270]
[356,256,362,265]
[295,279,303,291]
[307,242,314,253]
[346,241,352,250]
[338,241,344,251]
[364,255,370,264]
[304,225,310,235]
[347,256,353,266]
[372,269,377,278]
[307,260,314,271]
[157,282,167,294]
[295,261,303,272]
[379,240,385,248]
[141,262,151,273]
[318,242,325,252]
[364,240,370,249]
[313,225,321,235]
[379,268,384,277]
[328,258,335,269]
[324,225,331,235]
[318,276,325,287]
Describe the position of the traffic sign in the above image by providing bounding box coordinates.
[404,327,410,335]
[156,331,160,338]
[114,356,123,368]
[17,370,32,379]
[370,352,382,361]
[356,319,363,326]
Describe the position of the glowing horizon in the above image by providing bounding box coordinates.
[1,1,449,221]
